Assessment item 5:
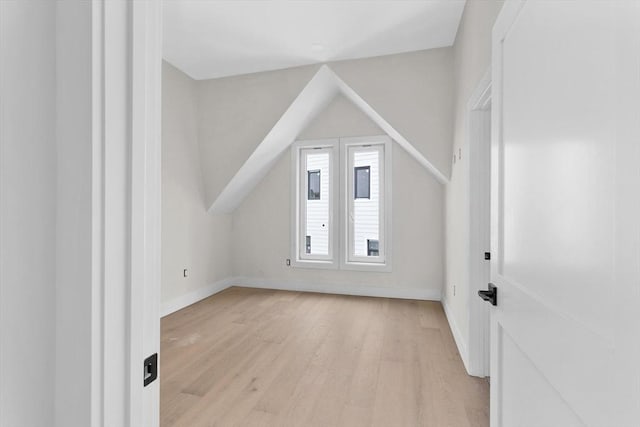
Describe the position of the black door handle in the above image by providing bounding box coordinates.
[478,283,497,306]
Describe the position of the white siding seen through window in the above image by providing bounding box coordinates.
[303,150,330,257]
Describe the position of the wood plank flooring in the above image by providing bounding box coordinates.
[160,287,489,427]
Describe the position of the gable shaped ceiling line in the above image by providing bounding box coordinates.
[208,65,449,214]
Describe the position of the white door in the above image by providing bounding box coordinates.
[488,1,640,426]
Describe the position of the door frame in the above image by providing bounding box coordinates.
[87,1,162,425]
[466,69,492,377]
[129,1,162,425]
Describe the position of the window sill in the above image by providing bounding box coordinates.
[291,258,392,272]
[291,259,338,270]
[341,261,392,273]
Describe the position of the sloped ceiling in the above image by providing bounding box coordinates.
[209,65,448,214]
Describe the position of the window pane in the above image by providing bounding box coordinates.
[304,151,330,256]
[367,239,379,256]
[352,149,380,257]
[308,170,320,200]
[354,166,370,199]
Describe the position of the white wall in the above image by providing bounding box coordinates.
[0,1,57,424]
[55,1,93,425]
[161,62,233,312]
[329,48,454,179]
[161,49,453,307]
[193,48,453,209]
[444,0,504,353]
[196,64,320,208]
[231,94,445,298]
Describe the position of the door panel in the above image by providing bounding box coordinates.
[501,0,615,337]
[500,328,583,427]
[490,1,640,426]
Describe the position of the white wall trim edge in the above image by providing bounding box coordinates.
[230,277,441,301]
[466,67,492,378]
[442,298,471,374]
[161,278,235,317]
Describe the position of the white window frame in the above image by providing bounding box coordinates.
[290,139,339,269]
[340,136,392,272]
[290,136,392,272]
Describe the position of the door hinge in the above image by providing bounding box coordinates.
[143,353,158,387]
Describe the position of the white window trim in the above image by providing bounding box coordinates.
[290,139,339,269]
[290,136,392,272]
[340,136,393,272]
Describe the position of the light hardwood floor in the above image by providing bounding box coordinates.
[160,287,489,427]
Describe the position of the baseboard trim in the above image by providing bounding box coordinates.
[442,298,470,374]
[161,277,442,318]
[161,278,234,317]
[229,277,441,301]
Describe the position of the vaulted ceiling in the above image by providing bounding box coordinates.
[163,0,466,80]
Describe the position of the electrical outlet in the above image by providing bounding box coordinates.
[183,269,188,278]
[286,259,291,267]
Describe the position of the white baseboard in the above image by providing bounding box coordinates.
[442,298,470,374]
[228,277,441,301]
[161,277,442,318]
[161,278,234,317]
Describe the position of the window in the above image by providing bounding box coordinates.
[291,136,391,271]
[308,170,320,200]
[354,166,370,199]
[292,141,338,266]
[367,239,379,256]
[345,142,387,265]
